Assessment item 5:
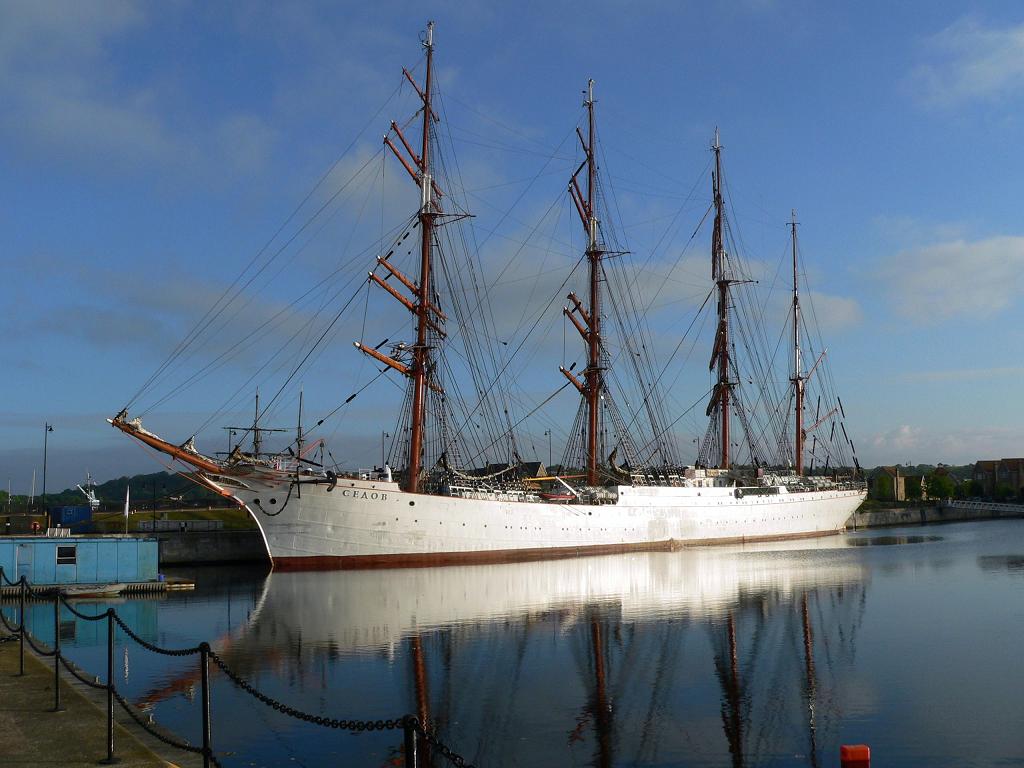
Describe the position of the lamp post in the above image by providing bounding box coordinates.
[382,432,390,469]
[42,423,53,519]
[544,429,552,470]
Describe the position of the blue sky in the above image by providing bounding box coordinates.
[4,1,1024,492]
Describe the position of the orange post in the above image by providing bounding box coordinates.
[840,744,870,768]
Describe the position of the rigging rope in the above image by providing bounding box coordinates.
[125,74,406,412]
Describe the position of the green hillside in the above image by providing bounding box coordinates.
[1,471,225,513]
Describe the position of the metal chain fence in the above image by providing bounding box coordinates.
[0,567,477,767]
[209,649,403,732]
[58,653,106,690]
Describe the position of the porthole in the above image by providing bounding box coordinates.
[269,498,277,505]
[409,501,415,507]
[254,498,261,505]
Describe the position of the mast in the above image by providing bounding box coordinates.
[359,21,446,491]
[584,79,601,487]
[791,210,804,475]
[711,130,731,469]
[253,390,261,458]
[296,387,304,459]
[561,80,603,486]
[407,20,436,494]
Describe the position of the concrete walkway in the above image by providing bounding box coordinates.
[0,634,196,767]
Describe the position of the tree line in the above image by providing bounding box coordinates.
[1,471,223,514]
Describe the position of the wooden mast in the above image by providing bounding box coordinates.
[407,21,436,494]
[359,21,445,489]
[253,390,261,458]
[296,387,304,459]
[791,210,804,475]
[562,80,602,485]
[711,130,731,469]
[584,80,601,487]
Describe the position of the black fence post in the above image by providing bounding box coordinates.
[200,642,213,768]
[103,608,117,764]
[53,591,63,711]
[18,576,26,676]
[404,715,419,768]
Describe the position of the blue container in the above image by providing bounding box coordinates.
[0,536,158,585]
[51,506,93,527]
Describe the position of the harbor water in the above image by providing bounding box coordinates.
[7,519,1024,766]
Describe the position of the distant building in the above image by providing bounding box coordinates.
[973,458,1024,498]
[972,460,998,497]
[997,458,1024,497]
[871,466,927,502]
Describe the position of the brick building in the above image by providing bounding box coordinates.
[974,458,1024,498]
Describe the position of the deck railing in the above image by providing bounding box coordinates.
[943,499,1024,513]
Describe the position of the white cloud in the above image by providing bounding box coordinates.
[871,424,924,455]
[806,291,862,332]
[880,235,1024,323]
[0,2,170,167]
[0,0,143,64]
[907,16,1024,106]
[870,215,970,249]
[218,115,279,175]
[0,1,275,178]
[901,366,1024,383]
[867,424,1024,466]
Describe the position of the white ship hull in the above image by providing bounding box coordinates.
[208,472,866,569]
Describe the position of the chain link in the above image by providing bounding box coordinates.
[414,720,477,768]
[112,612,201,656]
[209,650,401,732]
[210,651,475,765]
[7,574,475,768]
[112,687,211,759]
[22,582,52,600]
[58,596,108,622]
[0,607,19,634]
[58,654,106,690]
[22,629,56,657]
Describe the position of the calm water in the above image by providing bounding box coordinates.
[8,520,1024,767]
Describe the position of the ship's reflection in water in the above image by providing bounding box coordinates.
[196,537,867,767]
[41,521,1024,767]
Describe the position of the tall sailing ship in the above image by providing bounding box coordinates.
[111,22,866,568]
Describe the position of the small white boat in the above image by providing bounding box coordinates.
[61,583,126,599]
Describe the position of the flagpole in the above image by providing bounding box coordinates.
[124,485,130,534]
